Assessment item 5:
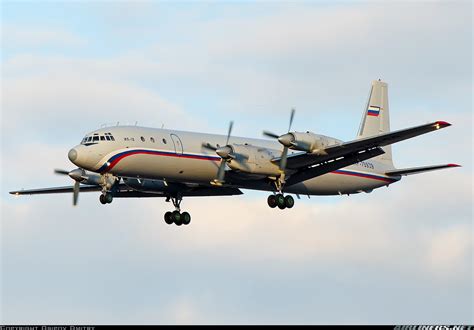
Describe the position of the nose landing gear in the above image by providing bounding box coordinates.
[164,195,191,226]
[99,192,114,204]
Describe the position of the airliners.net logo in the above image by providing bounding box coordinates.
[395,326,473,330]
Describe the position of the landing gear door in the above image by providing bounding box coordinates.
[170,134,183,155]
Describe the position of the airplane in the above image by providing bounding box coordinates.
[10,80,460,226]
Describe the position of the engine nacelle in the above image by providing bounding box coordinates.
[226,144,281,177]
[80,170,117,189]
[280,131,327,152]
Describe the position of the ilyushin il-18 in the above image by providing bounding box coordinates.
[11,80,459,226]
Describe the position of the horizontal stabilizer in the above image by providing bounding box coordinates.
[385,164,461,176]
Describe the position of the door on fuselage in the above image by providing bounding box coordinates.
[170,134,183,155]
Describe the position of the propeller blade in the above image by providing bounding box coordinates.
[202,142,218,151]
[54,169,69,175]
[73,181,80,206]
[225,121,234,145]
[288,108,295,132]
[216,160,227,183]
[263,130,280,139]
[280,146,289,172]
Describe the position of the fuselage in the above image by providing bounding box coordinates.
[68,125,400,196]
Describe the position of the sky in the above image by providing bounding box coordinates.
[1,0,472,325]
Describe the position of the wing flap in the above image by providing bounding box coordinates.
[285,147,385,186]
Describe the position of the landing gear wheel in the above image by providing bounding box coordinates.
[99,194,107,205]
[276,194,286,209]
[172,210,182,226]
[267,195,277,208]
[105,193,113,204]
[284,195,294,208]
[164,211,173,225]
[181,212,191,225]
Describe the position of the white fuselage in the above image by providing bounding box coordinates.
[69,126,399,196]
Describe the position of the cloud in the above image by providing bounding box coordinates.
[2,73,208,140]
[2,24,86,48]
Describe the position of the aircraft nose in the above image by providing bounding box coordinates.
[68,148,78,162]
[68,146,91,169]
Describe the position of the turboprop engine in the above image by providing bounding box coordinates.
[54,168,118,205]
[224,144,281,177]
[66,168,116,188]
[277,131,327,153]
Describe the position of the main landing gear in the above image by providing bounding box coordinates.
[164,195,191,226]
[267,193,294,210]
[266,175,295,210]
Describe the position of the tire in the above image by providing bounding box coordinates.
[105,193,113,204]
[181,212,191,225]
[164,211,173,225]
[99,194,106,205]
[284,195,295,209]
[276,194,286,209]
[172,211,182,226]
[267,195,277,208]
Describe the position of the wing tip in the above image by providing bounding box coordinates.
[435,120,451,128]
[447,163,461,168]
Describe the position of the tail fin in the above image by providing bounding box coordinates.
[357,80,394,167]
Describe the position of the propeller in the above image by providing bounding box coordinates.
[55,168,85,206]
[262,108,296,173]
[202,121,234,185]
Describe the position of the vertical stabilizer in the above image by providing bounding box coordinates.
[357,80,394,167]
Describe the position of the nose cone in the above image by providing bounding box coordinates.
[278,133,294,147]
[68,146,90,168]
[68,148,78,162]
[216,146,233,159]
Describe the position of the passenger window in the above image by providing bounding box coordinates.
[141,136,145,142]
[162,138,167,144]
[150,137,155,143]
[100,136,105,141]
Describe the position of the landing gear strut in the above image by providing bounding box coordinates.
[164,195,191,226]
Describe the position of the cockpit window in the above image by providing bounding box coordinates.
[81,133,116,144]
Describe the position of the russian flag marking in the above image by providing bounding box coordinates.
[367,105,380,117]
